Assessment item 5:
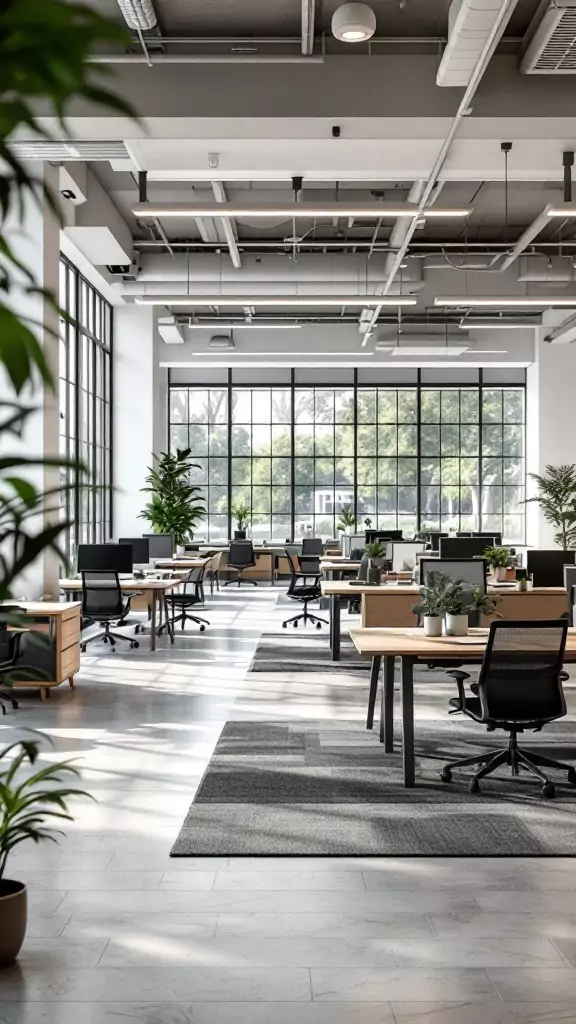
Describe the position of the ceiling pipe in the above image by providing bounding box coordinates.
[302,0,316,55]
[362,0,521,335]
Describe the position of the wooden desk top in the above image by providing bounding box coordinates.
[1,601,82,616]
[350,625,576,660]
[320,560,362,571]
[321,580,566,597]
[59,578,180,592]
[155,558,210,569]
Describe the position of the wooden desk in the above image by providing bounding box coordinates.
[320,580,417,660]
[155,558,211,570]
[4,602,82,700]
[350,625,576,788]
[59,578,180,652]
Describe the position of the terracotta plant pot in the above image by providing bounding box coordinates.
[0,880,27,967]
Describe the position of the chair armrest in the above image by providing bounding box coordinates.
[446,673,468,712]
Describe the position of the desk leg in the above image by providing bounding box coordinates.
[163,596,174,645]
[380,656,395,752]
[330,595,341,661]
[366,655,381,730]
[401,655,416,787]
[150,595,157,652]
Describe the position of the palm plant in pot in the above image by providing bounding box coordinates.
[440,579,475,636]
[140,448,206,553]
[0,737,90,967]
[336,507,357,535]
[231,500,252,540]
[411,571,452,636]
[483,545,511,582]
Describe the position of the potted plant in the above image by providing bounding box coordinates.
[441,579,475,636]
[0,736,90,968]
[231,500,251,540]
[364,517,373,529]
[473,588,502,621]
[483,545,512,582]
[358,541,387,585]
[526,464,576,549]
[139,448,206,554]
[411,570,452,636]
[336,507,357,535]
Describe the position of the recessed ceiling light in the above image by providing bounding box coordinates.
[436,296,576,308]
[332,2,376,42]
[135,295,418,307]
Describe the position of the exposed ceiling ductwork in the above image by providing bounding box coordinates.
[115,0,157,31]
[437,0,519,86]
[521,0,576,74]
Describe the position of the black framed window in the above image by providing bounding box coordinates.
[59,256,112,562]
[169,381,525,544]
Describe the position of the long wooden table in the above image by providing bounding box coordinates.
[349,625,576,788]
[59,577,181,652]
[321,579,569,661]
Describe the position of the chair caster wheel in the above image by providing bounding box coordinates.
[543,782,556,798]
[293,622,298,628]
[316,622,322,630]
[568,767,576,785]
[441,769,452,783]
[282,623,287,628]
[81,645,87,653]
[132,641,139,648]
[200,625,205,632]
[469,779,480,793]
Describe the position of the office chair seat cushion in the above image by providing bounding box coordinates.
[290,586,321,600]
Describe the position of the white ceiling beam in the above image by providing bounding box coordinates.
[302,0,315,55]
[496,204,555,271]
[211,180,242,269]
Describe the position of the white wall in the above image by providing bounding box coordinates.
[526,334,576,547]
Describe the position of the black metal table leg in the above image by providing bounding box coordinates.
[401,655,416,787]
[380,655,395,752]
[330,595,341,661]
[163,596,175,644]
[366,655,381,730]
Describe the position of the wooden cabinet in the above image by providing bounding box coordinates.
[9,602,81,700]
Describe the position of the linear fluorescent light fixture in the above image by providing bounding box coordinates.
[391,346,469,356]
[186,323,303,329]
[547,207,576,217]
[189,350,374,357]
[132,202,473,220]
[135,295,417,307]
[436,296,576,308]
[459,319,535,329]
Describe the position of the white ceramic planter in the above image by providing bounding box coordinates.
[423,615,443,637]
[445,613,469,637]
[176,544,185,556]
[491,566,506,582]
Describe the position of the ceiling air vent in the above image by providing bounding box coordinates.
[521,1,576,74]
[8,141,129,161]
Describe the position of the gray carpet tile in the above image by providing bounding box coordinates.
[249,632,368,673]
[171,721,576,857]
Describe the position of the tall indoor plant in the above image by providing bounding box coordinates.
[231,500,252,540]
[0,737,90,966]
[526,464,576,549]
[140,448,206,551]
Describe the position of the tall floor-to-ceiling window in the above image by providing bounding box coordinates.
[59,256,113,562]
[169,378,525,544]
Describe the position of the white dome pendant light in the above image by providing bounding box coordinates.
[331,3,377,42]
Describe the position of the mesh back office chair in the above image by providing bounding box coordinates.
[164,565,209,632]
[441,620,576,797]
[302,537,324,557]
[81,572,139,652]
[0,618,21,714]
[224,540,257,587]
[282,549,328,629]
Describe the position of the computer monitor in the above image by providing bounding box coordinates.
[439,536,494,561]
[119,537,150,565]
[426,532,449,552]
[144,533,174,559]
[366,530,404,543]
[77,543,133,574]
[527,549,576,588]
[420,557,487,592]
[457,531,503,546]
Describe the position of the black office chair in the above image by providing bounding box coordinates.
[224,540,257,587]
[81,572,139,652]
[164,565,210,632]
[282,549,328,630]
[0,623,21,714]
[441,619,576,798]
[302,537,324,557]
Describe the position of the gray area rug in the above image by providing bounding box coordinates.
[171,720,576,857]
[249,632,367,674]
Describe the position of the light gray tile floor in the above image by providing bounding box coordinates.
[2,588,576,1024]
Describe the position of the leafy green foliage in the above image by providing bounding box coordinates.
[231,500,251,531]
[336,506,357,531]
[412,571,501,619]
[0,736,92,880]
[482,545,511,568]
[139,448,206,545]
[411,570,453,617]
[365,541,386,559]
[526,464,576,549]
